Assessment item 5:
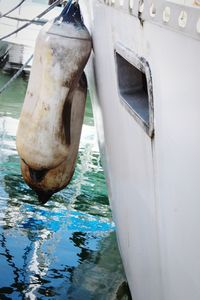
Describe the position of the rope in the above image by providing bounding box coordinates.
[0,0,26,19]
[0,0,64,41]
[4,15,47,25]
[0,54,33,95]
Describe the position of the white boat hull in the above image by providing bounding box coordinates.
[81,0,200,299]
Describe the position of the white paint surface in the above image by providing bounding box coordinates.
[82,1,200,299]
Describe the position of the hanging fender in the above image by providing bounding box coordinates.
[20,73,87,203]
[16,1,92,202]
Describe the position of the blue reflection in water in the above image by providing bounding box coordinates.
[0,72,128,300]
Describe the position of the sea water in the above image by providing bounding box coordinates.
[0,71,130,300]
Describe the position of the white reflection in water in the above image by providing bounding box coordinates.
[0,116,18,161]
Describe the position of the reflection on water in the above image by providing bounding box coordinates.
[0,71,129,300]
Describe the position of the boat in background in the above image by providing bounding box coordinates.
[79,0,200,299]
[0,0,62,72]
[0,41,9,68]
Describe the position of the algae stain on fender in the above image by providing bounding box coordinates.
[21,74,88,203]
[16,1,92,203]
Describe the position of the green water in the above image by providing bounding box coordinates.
[0,72,130,300]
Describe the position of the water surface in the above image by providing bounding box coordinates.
[0,71,129,300]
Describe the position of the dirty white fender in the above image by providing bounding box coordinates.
[16,1,92,202]
[20,73,87,203]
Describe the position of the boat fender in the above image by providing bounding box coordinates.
[20,73,87,203]
[16,1,91,202]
